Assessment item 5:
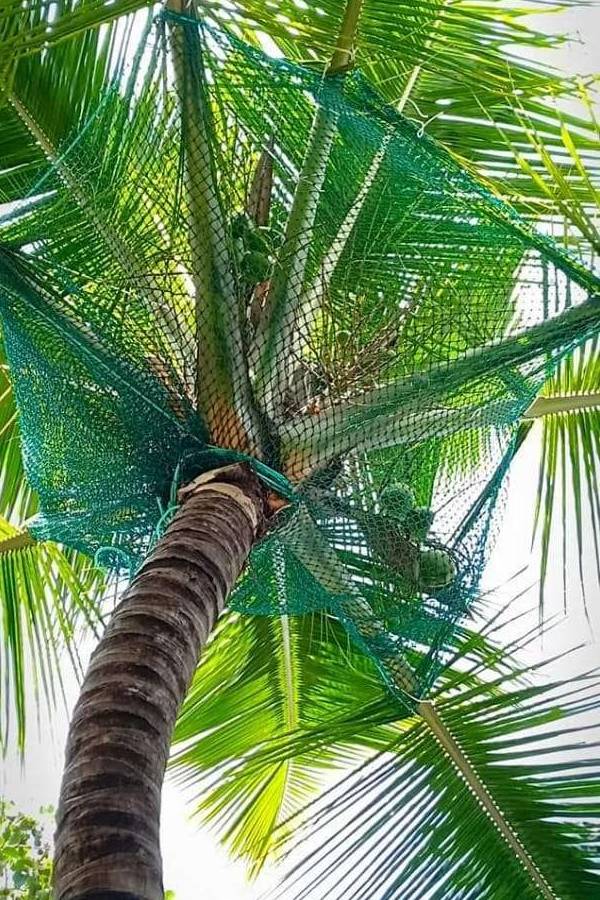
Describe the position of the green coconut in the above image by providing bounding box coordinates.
[231,212,251,240]
[404,506,435,542]
[416,548,457,591]
[380,482,416,522]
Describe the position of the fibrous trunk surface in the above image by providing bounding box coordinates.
[53,464,266,900]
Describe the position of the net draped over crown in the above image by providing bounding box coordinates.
[1,13,599,699]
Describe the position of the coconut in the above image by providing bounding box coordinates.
[404,506,434,542]
[416,548,457,591]
[380,482,416,521]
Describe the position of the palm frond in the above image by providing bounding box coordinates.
[0,518,104,750]
[0,335,97,752]
[280,299,600,479]
[493,91,600,255]
[497,98,600,620]
[167,5,261,447]
[170,608,398,874]
[0,4,152,202]
[271,643,600,900]
[2,0,598,218]
[532,336,600,620]
[0,0,151,60]
[170,592,557,881]
[225,0,600,215]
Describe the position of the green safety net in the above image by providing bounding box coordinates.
[1,12,599,701]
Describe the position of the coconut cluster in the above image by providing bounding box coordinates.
[367,483,458,593]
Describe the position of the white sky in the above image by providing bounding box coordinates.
[2,4,600,899]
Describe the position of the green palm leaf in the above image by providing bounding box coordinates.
[0,0,151,60]
[271,643,600,899]
[532,337,600,619]
[1,1,597,217]
[224,0,600,225]
[510,106,600,619]
[0,4,151,203]
[170,602,398,873]
[169,594,553,881]
[0,518,104,750]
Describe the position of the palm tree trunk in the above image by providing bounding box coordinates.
[53,463,266,900]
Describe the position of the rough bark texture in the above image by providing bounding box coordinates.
[53,464,266,900]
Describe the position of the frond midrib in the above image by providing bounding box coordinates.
[419,699,557,900]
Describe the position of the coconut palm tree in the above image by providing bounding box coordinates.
[1,1,599,899]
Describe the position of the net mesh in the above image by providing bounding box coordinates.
[1,13,599,700]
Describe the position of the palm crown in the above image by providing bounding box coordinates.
[1,1,600,898]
